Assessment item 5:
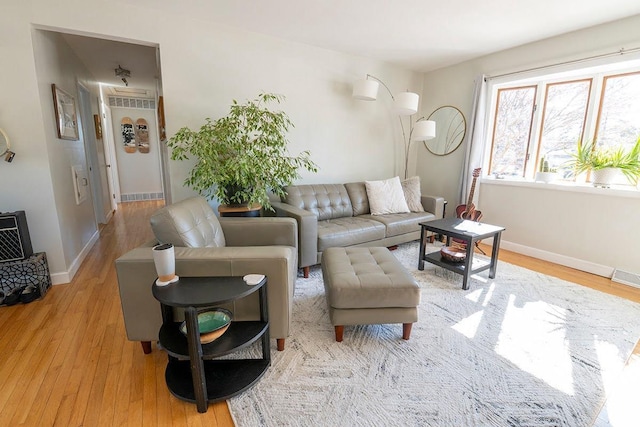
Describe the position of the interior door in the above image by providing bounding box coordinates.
[100,102,118,212]
[77,84,107,224]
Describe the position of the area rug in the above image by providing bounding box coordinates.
[228,242,640,426]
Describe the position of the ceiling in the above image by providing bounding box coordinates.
[62,0,640,94]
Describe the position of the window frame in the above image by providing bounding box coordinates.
[483,58,640,190]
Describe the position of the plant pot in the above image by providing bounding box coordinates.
[223,185,251,207]
[535,172,557,183]
[591,167,621,188]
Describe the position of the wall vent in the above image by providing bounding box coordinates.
[612,269,640,289]
[108,96,156,110]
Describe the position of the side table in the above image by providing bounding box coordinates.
[152,276,270,413]
[218,204,262,217]
[418,218,505,290]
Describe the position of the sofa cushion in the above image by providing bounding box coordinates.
[150,196,226,248]
[365,177,410,215]
[317,217,386,252]
[363,211,436,237]
[344,182,370,216]
[284,184,353,221]
[401,176,425,212]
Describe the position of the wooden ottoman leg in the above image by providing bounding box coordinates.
[276,338,285,351]
[335,325,344,342]
[303,266,310,278]
[141,341,152,354]
[402,323,413,340]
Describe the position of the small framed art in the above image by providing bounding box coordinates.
[52,84,79,140]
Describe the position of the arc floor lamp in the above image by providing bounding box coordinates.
[352,74,435,179]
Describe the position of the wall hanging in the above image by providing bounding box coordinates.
[121,116,136,153]
[51,84,79,140]
[135,118,150,153]
[0,127,15,162]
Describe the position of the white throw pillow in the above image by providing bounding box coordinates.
[401,176,425,212]
[365,176,410,215]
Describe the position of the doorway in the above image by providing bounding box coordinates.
[58,31,167,213]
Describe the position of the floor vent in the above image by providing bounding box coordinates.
[121,192,164,202]
[612,269,640,289]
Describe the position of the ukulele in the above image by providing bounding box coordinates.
[456,168,483,222]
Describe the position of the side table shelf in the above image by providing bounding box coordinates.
[153,276,270,413]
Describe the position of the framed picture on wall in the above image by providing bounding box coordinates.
[93,114,103,140]
[51,84,79,140]
[157,95,166,141]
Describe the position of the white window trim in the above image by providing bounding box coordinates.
[483,53,640,192]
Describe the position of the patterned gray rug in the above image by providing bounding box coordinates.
[228,242,640,426]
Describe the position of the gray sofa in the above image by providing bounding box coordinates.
[115,196,298,353]
[272,182,445,277]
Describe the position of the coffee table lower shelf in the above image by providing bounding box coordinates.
[423,251,491,275]
[165,359,270,403]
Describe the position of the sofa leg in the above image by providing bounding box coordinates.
[141,341,152,354]
[276,338,285,351]
[303,266,310,278]
[387,245,398,251]
[402,323,413,340]
[334,325,344,342]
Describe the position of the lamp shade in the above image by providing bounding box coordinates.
[411,120,436,141]
[352,79,379,101]
[393,92,419,115]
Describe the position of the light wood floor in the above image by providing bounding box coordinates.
[0,201,637,426]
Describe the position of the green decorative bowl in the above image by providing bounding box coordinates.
[179,308,233,343]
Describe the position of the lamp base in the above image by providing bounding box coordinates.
[155,275,179,287]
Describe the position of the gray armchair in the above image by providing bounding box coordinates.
[115,196,298,353]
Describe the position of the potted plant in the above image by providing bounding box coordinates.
[566,137,640,187]
[534,156,558,183]
[168,93,318,210]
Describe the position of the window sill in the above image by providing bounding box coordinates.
[480,177,640,199]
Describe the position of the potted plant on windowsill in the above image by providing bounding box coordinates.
[566,137,640,187]
[534,156,558,183]
[168,93,318,211]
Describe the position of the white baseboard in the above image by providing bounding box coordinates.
[50,230,100,285]
[499,239,614,278]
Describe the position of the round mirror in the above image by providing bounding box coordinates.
[424,106,466,156]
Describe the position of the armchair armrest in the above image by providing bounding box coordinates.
[421,195,445,219]
[220,217,297,248]
[271,201,317,269]
[115,245,297,344]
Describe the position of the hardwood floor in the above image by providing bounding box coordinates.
[0,202,637,426]
[0,201,234,427]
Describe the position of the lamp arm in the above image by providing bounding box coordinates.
[365,74,395,101]
[404,116,430,179]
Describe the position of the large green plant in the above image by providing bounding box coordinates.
[168,93,317,210]
[567,137,640,184]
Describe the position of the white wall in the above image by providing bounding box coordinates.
[110,107,162,198]
[8,28,99,283]
[1,0,421,279]
[419,14,640,276]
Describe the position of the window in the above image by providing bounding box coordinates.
[596,72,640,151]
[487,64,640,184]
[537,79,591,177]
[488,86,536,178]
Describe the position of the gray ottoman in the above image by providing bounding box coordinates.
[321,247,421,342]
